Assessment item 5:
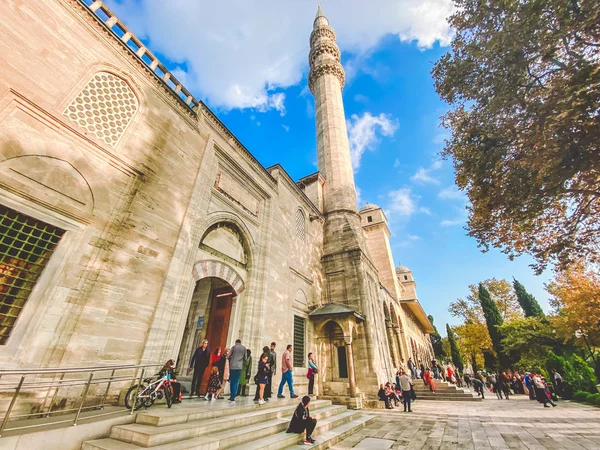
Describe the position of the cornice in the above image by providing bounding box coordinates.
[308,62,346,93]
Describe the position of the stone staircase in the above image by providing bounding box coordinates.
[82,397,373,450]
[412,379,482,402]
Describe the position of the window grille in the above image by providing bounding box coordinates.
[293,315,306,367]
[63,72,138,147]
[0,205,65,345]
[295,209,306,242]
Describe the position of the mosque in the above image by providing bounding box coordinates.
[0,0,434,406]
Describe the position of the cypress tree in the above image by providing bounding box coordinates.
[513,278,544,317]
[428,315,447,360]
[479,283,507,368]
[446,323,464,372]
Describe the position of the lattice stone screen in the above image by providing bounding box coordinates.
[293,315,306,368]
[295,209,306,242]
[0,205,65,345]
[63,72,138,147]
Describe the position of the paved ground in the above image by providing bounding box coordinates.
[330,395,600,450]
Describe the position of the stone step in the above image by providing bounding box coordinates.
[227,410,369,450]
[82,402,350,450]
[136,398,331,427]
[110,403,343,448]
[413,395,482,402]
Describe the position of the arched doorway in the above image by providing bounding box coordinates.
[320,321,349,397]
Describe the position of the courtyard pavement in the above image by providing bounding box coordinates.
[330,395,600,450]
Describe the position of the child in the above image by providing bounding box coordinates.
[205,366,221,401]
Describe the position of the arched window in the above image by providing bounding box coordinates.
[63,72,138,147]
[295,208,306,241]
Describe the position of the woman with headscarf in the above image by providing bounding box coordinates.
[286,395,317,445]
[238,349,252,396]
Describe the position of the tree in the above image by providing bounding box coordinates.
[479,283,507,368]
[446,323,464,372]
[513,279,545,317]
[432,0,600,274]
[499,317,559,370]
[454,320,489,372]
[547,262,600,378]
[428,315,447,360]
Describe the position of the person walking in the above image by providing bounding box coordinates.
[267,342,277,400]
[227,339,247,402]
[238,349,252,396]
[524,372,535,400]
[205,366,221,401]
[407,358,416,379]
[216,348,229,399]
[188,339,210,397]
[399,369,413,412]
[278,344,298,399]
[286,396,317,445]
[501,372,510,400]
[551,369,564,397]
[533,374,556,407]
[255,353,270,405]
[472,376,485,399]
[307,352,318,396]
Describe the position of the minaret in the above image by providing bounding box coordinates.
[308,7,393,402]
[309,5,357,214]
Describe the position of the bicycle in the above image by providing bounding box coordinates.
[125,372,174,410]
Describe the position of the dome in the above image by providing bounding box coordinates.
[395,265,411,274]
[359,203,380,212]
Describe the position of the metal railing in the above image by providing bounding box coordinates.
[0,363,163,437]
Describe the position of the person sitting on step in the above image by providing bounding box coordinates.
[286,395,317,445]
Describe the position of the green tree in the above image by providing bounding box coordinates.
[432,0,600,274]
[479,283,507,368]
[446,323,464,372]
[499,317,559,369]
[513,279,545,318]
[428,315,447,360]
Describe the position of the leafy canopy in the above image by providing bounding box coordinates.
[513,279,545,317]
[432,0,600,274]
[446,323,464,372]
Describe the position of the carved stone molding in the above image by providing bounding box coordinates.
[308,62,346,93]
[309,42,341,67]
[310,26,336,46]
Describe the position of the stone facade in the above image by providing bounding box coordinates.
[0,0,433,406]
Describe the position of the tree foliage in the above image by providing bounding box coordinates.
[449,279,522,323]
[446,323,464,372]
[513,279,545,317]
[454,320,489,371]
[428,315,447,360]
[499,317,559,369]
[432,0,600,274]
[479,283,507,368]
[547,262,600,349]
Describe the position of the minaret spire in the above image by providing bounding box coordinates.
[308,4,355,213]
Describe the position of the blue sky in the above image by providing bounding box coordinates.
[103,0,553,328]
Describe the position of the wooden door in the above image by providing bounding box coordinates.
[200,287,234,393]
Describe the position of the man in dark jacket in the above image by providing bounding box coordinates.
[188,339,210,397]
[286,396,317,445]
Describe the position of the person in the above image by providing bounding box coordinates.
[216,348,229,399]
[267,342,277,399]
[205,366,221,401]
[227,339,247,401]
[463,373,471,388]
[160,359,181,404]
[278,344,298,399]
[255,353,270,405]
[386,382,400,407]
[551,369,563,397]
[432,360,439,379]
[286,395,317,445]
[399,369,413,412]
[238,349,252,396]
[419,360,425,379]
[423,368,436,393]
[307,352,318,396]
[533,374,556,407]
[188,339,210,397]
[501,372,510,400]
[378,384,392,409]
[407,358,416,379]
[254,346,270,401]
[447,365,454,384]
[524,372,535,400]
[491,373,503,400]
[472,376,485,399]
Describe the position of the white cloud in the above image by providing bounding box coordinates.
[387,188,416,216]
[393,159,401,168]
[408,234,420,241]
[282,124,290,132]
[419,207,432,215]
[410,159,443,185]
[356,186,363,207]
[440,218,463,227]
[438,185,466,201]
[354,94,369,103]
[347,112,399,171]
[104,0,454,111]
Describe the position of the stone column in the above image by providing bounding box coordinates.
[345,336,357,397]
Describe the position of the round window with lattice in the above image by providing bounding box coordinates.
[63,72,138,147]
[295,208,306,242]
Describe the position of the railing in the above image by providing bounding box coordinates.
[0,363,163,437]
